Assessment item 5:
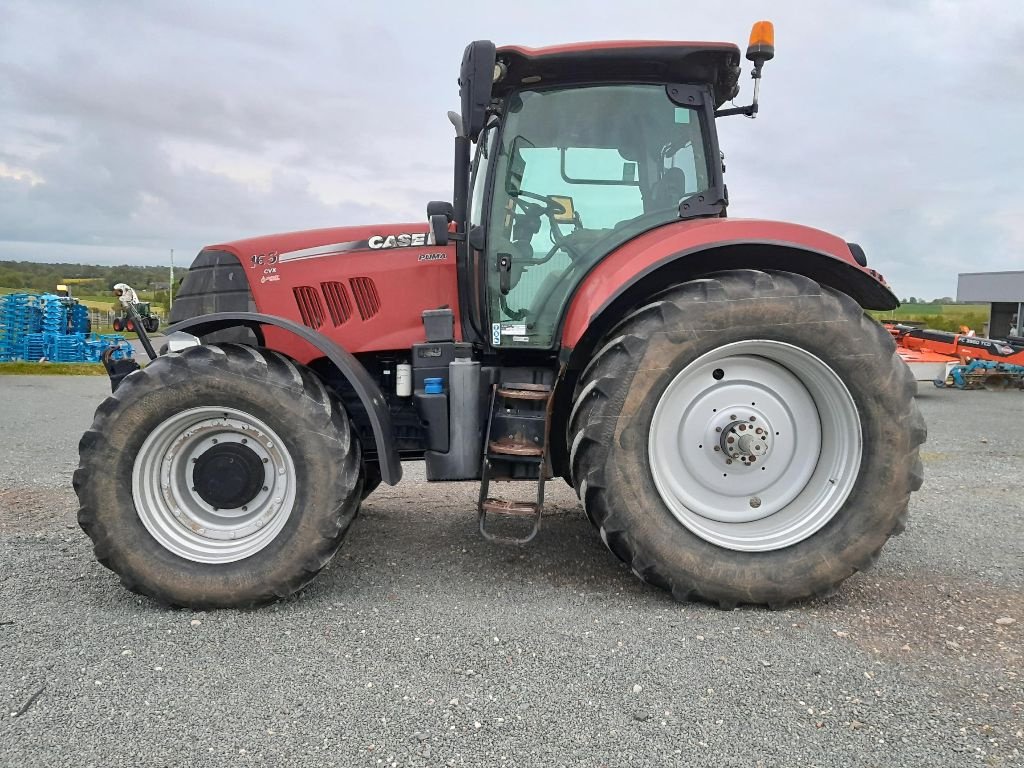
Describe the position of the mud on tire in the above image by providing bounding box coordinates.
[74,344,362,609]
[568,270,926,608]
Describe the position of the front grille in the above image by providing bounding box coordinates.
[293,286,325,329]
[320,281,354,326]
[170,248,257,345]
[349,277,381,321]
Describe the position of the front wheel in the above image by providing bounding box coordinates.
[74,344,362,608]
[569,270,926,608]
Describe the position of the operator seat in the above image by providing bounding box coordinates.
[647,167,688,213]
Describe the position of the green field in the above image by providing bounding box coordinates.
[870,303,988,332]
[0,361,107,375]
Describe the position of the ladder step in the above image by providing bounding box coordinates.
[497,385,552,401]
[481,498,540,517]
[489,437,543,457]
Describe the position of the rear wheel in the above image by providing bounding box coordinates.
[111,317,123,332]
[569,270,926,608]
[75,344,362,608]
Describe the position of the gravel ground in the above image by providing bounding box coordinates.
[0,376,1021,767]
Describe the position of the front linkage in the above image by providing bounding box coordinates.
[102,283,155,392]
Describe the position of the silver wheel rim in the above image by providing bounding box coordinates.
[648,340,862,552]
[132,406,297,564]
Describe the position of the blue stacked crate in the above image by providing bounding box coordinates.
[82,333,134,363]
[53,333,86,363]
[21,332,49,361]
[0,295,16,360]
[0,294,40,361]
[83,333,104,362]
[70,303,90,334]
[101,334,134,361]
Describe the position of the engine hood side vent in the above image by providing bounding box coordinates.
[320,281,354,326]
[293,285,325,329]
[349,277,381,321]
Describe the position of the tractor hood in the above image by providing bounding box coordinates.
[173,221,461,356]
[209,222,432,266]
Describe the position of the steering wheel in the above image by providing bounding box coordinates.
[513,189,566,218]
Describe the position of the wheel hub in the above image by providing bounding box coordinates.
[191,442,266,510]
[716,413,774,465]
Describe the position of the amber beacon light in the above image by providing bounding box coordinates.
[715,20,776,118]
[746,20,775,63]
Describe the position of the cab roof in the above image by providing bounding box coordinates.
[494,41,742,107]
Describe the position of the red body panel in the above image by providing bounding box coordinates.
[561,217,888,349]
[208,224,459,362]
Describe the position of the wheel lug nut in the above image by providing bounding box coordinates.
[749,416,756,422]
[726,459,733,464]
[715,427,722,433]
[713,446,720,452]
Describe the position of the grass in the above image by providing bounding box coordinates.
[869,303,989,333]
[0,361,107,375]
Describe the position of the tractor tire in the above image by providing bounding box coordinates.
[144,316,160,334]
[360,462,383,501]
[568,269,926,608]
[111,317,123,332]
[74,343,362,609]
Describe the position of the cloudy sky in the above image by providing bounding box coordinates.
[1,0,1021,299]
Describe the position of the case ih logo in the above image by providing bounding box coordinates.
[368,233,428,249]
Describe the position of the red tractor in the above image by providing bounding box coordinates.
[75,24,925,609]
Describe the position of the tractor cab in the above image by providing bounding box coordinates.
[439,36,770,349]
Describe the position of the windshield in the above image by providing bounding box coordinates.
[485,84,713,348]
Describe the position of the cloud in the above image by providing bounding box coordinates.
[0,0,1022,300]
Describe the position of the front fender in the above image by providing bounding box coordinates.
[165,311,401,486]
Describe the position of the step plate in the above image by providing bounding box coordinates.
[497,386,552,401]
[489,438,543,457]
[481,498,540,517]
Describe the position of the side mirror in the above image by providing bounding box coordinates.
[459,40,496,141]
[429,215,450,246]
[427,200,453,247]
[427,201,455,221]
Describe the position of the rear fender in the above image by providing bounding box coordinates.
[561,220,897,357]
[165,311,401,485]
